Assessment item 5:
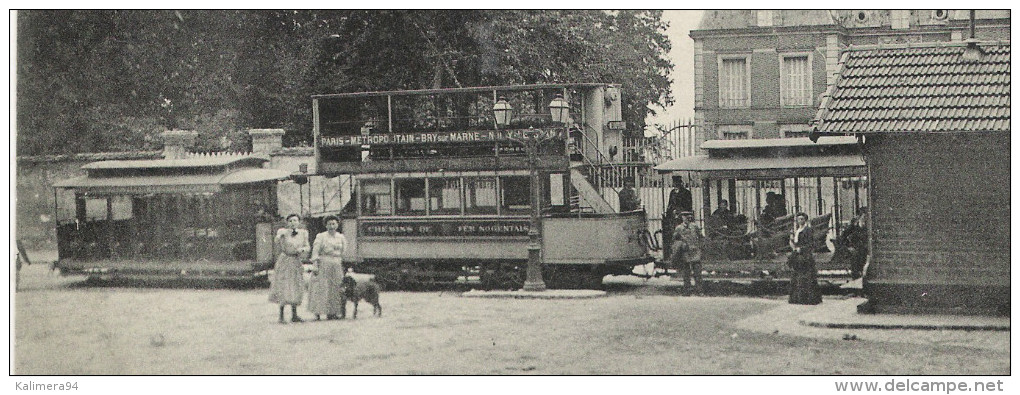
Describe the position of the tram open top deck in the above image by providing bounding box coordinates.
[311,83,624,174]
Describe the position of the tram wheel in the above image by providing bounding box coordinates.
[502,263,526,290]
[371,262,404,291]
[480,262,526,290]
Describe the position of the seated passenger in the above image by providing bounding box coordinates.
[760,192,787,226]
[707,200,737,238]
[618,178,642,212]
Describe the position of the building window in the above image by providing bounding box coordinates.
[465,177,498,215]
[931,10,950,21]
[757,10,774,27]
[781,54,812,106]
[780,124,812,138]
[718,125,752,140]
[360,179,393,216]
[718,56,749,108]
[891,10,910,29]
[428,177,462,215]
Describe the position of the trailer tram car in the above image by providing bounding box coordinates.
[309,84,652,289]
[653,136,869,282]
[52,152,292,281]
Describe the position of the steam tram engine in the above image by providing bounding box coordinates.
[310,84,650,289]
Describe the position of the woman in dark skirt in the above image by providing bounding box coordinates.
[787,213,822,305]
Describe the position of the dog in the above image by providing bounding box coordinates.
[340,276,382,319]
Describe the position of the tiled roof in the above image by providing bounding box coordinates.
[814,41,1009,133]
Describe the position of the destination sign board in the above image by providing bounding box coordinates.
[360,219,530,238]
[320,129,565,147]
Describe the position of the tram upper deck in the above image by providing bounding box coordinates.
[311,83,623,174]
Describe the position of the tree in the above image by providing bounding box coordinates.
[16,10,673,155]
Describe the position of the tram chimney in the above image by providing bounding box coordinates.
[249,129,286,155]
[161,130,198,160]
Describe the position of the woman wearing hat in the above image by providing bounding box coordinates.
[307,215,348,320]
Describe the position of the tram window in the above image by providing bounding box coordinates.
[465,177,498,215]
[500,176,531,215]
[54,191,76,224]
[395,178,426,215]
[429,178,462,215]
[361,179,393,216]
[110,195,133,220]
[84,198,108,221]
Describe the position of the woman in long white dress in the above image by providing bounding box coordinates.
[307,216,348,320]
[269,214,310,323]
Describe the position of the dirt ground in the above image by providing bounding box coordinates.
[11,261,1010,375]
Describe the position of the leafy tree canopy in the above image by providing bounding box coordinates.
[16,10,672,155]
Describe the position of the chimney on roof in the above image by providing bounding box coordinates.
[161,130,198,160]
[969,10,976,39]
[249,129,286,155]
[961,11,986,62]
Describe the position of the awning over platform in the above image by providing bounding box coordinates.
[654,154,866,179]
[53,168,292,194]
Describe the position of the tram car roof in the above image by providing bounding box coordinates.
[53,154,293,194]
[655,136,865,179]
[311,83,617,99]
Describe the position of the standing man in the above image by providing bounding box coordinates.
[662,176,692,262]
[847,207,869,279]
[672,211,704,295]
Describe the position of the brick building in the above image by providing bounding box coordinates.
[690,10,1010,145]
[812,41,1010,315]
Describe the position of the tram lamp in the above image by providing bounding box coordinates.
[548,94,570,124]
[493,97,512,128]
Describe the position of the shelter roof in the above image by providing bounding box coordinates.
[813,41,1010,134]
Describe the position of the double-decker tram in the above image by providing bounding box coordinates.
[309,83,651,289]
[653,136,869,282]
